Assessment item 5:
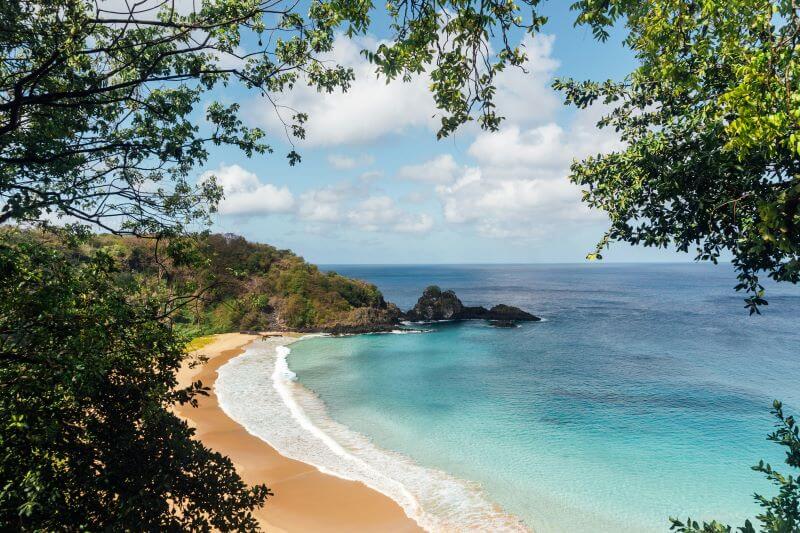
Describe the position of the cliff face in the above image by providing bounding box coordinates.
[403,286,540,322]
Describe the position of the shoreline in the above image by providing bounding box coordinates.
[174,332,423,532]
[212,331,530,532]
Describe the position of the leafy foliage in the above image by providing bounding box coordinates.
[1,0,545,232]
[557,0,800,313]
[0,1,554,529]
[37,231,396,333]
[669,401,800,533]
[0,231,269,530]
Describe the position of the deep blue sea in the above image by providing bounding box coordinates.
[278,264,800,531]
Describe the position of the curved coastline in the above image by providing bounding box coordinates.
[215,334,530,532]
[175,333,421,532]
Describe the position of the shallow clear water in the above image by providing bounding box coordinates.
[286,263,800,532]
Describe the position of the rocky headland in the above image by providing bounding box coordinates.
[34,231,539,335]
[315,285,540,335]
[401,285,540,323]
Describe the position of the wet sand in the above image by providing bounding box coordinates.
[175,332,423,532]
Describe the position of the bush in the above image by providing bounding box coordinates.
[0,235,269,530]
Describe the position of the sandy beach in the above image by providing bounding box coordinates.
[175,332,423,532]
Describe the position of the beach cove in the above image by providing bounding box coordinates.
[173,264,800,533]
[174,333,422,532]
[287,264,800,532]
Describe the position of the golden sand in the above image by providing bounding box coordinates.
[175,333,423,532]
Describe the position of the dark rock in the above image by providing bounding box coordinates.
[487,304,540,321]
[403,285,540,322]
[297,302,404,335]
[488,320,519,328]
[403,286,463,321]
[459,305,490,319]
[322,323,398,335]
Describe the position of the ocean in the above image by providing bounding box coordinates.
[217,263,800,532]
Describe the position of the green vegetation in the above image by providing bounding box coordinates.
[9,229,396,335]
[0,235,269,530]
[95,231,395,334]
[559,0,800,314]
[561,1,800,530]
[185,335,216,352]
[0,226,396,528]
[1,0,547,529]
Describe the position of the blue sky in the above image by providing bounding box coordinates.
[196,3,690,265]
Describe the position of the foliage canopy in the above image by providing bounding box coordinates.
[80,231,396,334]
[1,0,544,233]
[0,232,270,529]
[558,0,800,313]
[559,2,800,531]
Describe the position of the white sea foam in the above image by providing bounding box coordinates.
[215,337,529,532]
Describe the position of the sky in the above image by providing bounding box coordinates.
[195,3,691,265]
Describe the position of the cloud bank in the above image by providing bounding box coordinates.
[206,164,433,235]
[222,32,622,242]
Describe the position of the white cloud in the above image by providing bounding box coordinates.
[434,105,621,237]
[250,35,437,147]
[96,0,196,16]
[436,167,594,236]
[247,32,561,147]
[402,190,429,204]
[492,34,561,126]
[359,170,383,182]
[213,45,248,70]
[327,153,375,170]
[202,167,430,235]
[396,213,434,234]
[397,154,461,183]
[348,195,434,234]
[200,164,294,216]
[294,182,432,234]
[467,123,570,171]
[297,184,351,222]
[468,105,623,177]
[348,195,398,230]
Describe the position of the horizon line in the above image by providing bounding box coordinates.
[316,260,726,267]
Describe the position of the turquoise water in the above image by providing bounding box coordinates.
[287,264,800,532]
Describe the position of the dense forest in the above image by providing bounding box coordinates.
[3,229,400,335]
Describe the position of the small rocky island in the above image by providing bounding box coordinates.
[324,285,539,334]
[402,286,540,323]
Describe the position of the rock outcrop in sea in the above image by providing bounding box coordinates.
[402,285,540,322]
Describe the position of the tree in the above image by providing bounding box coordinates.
[1,1,551,529]
[556,0,800,314]
[557,1,800,530]
[1,0,545,234]
[0,231,270,529]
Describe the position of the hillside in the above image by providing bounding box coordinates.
[16,231,401,335]
[3,230,539,335]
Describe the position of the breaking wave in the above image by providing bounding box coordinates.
[215,337,529,532]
